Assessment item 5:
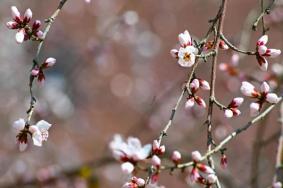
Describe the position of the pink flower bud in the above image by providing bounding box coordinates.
[11,6,20,21]
[121,162,134,174]
[170,49,178,59]
[36,30,44,39]
[44,57,56,67]
[136,178,145,187]
[185,97,195,108]
[32,20,42,31]
[258,45,267,55]
[229,97,244,108]
[178,30,192,47]
[267,49,281,58]
[240,81,256,97]
[257,35,268,46]
[199,79,210,90]
[23,8,32,23]
[190,79,200,91]
[266,93,280,104]
[171,150,181,164]
[31,69,39,76]
[15,29,25,44]
[191,151,202,162]
[231,53,239,66]
[224,109,233,118]
[250,102,260,117]
[260,82,270,93]
[151,155,161,167]
[6,21,18,29]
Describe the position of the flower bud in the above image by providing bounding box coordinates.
[191,151,202,162]
[11,6,20,21]
[207,174,217,184]
[23,8,32,23]
[15,29,25,44]
[121,162,134,174]
[151,155,161,167]
[171,150,181,164]
[250,102,260,117]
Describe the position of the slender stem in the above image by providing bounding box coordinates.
[220,33,256,55]
[206,0,227,187]
[26,0,69,123]
[252,0,275,31]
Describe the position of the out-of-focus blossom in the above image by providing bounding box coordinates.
[256,35,281,71]
[204,40,229,51]
[122,176,145,188]
[109,134,151,174]
[151,155,161,168]
[273,182,282,188]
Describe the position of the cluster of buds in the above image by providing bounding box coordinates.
[255,35,281,71]
[13,118,52,151]
[170,30,198,67]
[185,78,210,108]
[189,151,217,186]
[109,135,152,174]
[31,57,56,84]
[241,81,280,116]
[122,176,145,188]
[6,6,43,44]
[152,140,165,155]
[224,97,244,118]
[171,150,182,165]
[203,40,229,51]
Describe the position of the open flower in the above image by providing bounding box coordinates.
[171,30,198,67]
[13,118,52,151]
[122,177,145,188]
[256,35,281,71]
[109,134,151,174]
[241,81,280,116]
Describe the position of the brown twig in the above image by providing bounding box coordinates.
[205,0,227,187]
[26,0,69,123]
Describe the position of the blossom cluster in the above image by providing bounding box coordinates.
[6,6,43,44]
[13,118,52,151]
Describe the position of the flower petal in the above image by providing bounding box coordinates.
[35,120,52,131]
[257,35,268,46]
[260,82,270,93]
[13,118,25,131]
[266,93,280,104]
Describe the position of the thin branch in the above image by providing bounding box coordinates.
[220,33,256,55]
[26,0,69,123]
[206,0,227,187]
[252,0,276,31]
[161,98,282,170]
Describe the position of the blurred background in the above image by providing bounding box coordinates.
[0,0,283,187]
